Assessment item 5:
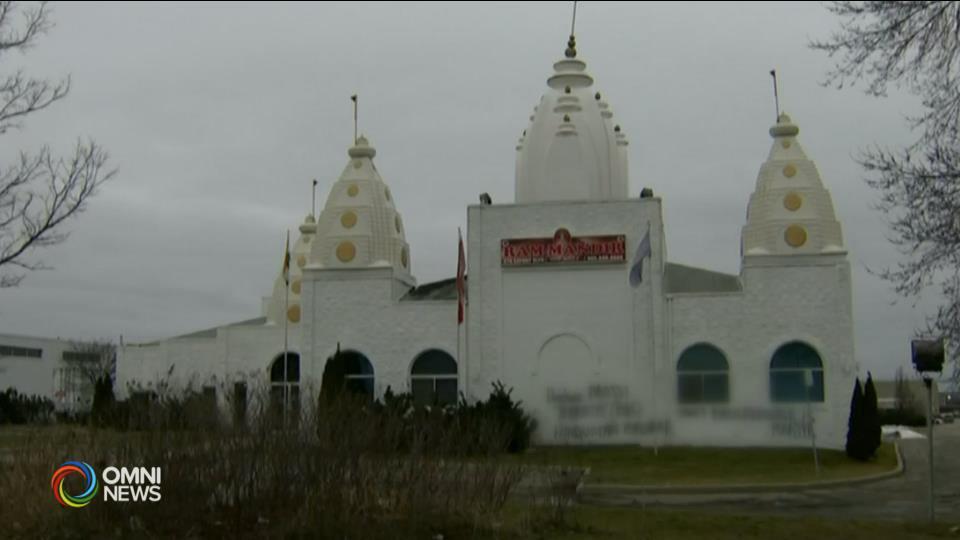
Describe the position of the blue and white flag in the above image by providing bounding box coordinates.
[629,224,652,287]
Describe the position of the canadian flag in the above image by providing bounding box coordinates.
[457,229,466,324]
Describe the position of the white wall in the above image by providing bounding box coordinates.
[467,198,668,445]
[666,256,856,449]
[0,333,76,410]
[301,266,459,399]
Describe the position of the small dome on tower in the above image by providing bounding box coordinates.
[741,113,845,258]
[308,137,413,279]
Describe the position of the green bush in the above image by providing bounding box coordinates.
[317,380,537,455]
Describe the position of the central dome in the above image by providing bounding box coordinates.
[514,37,629,203]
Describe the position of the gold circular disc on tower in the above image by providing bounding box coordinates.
[783,164,797,178]
[781,140,791,149]
[287,304,301,323]
[340,211,357,229]
[291,279,301,294]
[784,225,807,247]
[297,255,306,268]
[336,241,356,262]
[783,192,803,211]
[347,184,359,197]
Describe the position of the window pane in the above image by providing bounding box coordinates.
[771,342,822,369]
[271,353,300,383]
[435,378,458,405]
[771,369,825,402]
[678,344,728,371]
[343,352,374,375]
[287,357,300,382]
[702,373,729,403]
[809,370,824,402]
[678,374,702,403]
[411,378,435,406]
[411,350,457,375]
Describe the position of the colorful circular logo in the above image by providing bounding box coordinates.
[51,461,98,508]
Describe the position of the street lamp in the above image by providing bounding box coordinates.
[911,337,945,524]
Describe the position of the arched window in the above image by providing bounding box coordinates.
[341,350,375,397]
[410,349,458,406]
[770,342,824,402]
[677,343,729,403]
[269,352,300,424]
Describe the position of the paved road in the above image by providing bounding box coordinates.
[582,422,960,522]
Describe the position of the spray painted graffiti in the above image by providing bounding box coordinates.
[679,405,813,439]
[546,384,672,441]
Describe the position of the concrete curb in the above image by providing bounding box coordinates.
[580,443,904,497]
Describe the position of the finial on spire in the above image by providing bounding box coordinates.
[311,179,318,217]
[565,1,578,58]
[351,94,358,144]
[769,69,780,122]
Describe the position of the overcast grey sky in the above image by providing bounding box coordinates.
[0,1,943,379]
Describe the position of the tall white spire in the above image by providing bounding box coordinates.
[741,113,845,258]
[514,35,629,203]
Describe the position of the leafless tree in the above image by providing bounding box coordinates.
[812,2,960,383]
[0,1,115,288]
[66,338,116,386]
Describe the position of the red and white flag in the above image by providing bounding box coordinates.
[457,228,466,324]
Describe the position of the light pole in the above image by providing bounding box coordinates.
[911,337,945,524]
[923,376,935,523]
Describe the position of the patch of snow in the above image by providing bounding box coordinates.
[882,425,926,439]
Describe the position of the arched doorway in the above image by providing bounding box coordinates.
[410,349,458,406]
[270,352,300,425]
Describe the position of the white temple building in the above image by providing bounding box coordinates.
[118,34,857,448]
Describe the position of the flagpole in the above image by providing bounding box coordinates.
[457,228,462,392]
[283,230,290,429]
[351,94,358,144]
[770,69,780,120]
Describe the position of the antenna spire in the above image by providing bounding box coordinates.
[350,94,358,144]
[571,0,578,36]
[769,69,780,121]
[311,179,318,217]
[565,1,578,58]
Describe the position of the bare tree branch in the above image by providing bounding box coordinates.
[0,1,115,287]
[66,339,116,386]
[812,1,960,383]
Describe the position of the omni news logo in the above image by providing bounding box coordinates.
[51,461,162,507]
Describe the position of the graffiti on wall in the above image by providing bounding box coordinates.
[543,384,816,442]
[679,405,813,439]
[546,384,672,441]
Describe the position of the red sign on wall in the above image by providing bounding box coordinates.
[501,228,626,266]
